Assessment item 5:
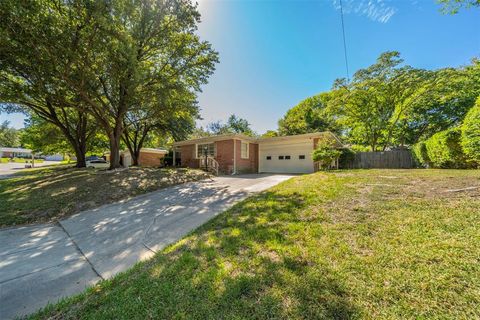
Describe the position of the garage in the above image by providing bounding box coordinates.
[258,138,315,173]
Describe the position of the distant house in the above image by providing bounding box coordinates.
[173,132,342,175]
[44,154,64,161]
[0,147,32,158]
[105,148,168,167]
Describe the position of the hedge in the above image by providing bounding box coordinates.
[412,141,430,167]
[338,148,356,168]
[461,97,480,165]
[424,127,467,168]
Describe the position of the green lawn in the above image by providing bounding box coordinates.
[31,169,480,319]
[0,157,44,163]
[0,166,209,227]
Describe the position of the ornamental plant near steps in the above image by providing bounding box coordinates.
[424,127,467,168]
[461,97,480,165]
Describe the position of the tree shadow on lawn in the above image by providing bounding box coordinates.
[44,189,359,320]
[0,166,207,227]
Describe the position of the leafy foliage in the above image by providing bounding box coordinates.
[261,130,278,138]
[279,53,479,153]
[412,141,431,168]
[461,97,480,164]
[278,93,339,136]
[330,52,433,151]
[438,0,480,14]
[20,117,71,154]
[206,114,255,136]
[0,0,218,169]
[0,120,20,147]
[338,147,356,169]
[424,127,467,168]
[312,141,341,170]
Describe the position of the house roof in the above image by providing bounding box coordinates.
[173,131,343,147]
[140,148,168,154]
[173,133,256,146]
[0,147,32,153]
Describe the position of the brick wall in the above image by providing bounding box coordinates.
[178,139,258,174]
[138,151,166,167]
[179,144,198,168]
[215,140,235,174]
[235,140,258,174]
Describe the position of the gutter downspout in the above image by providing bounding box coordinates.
[172,146,176,167]
[233,139,237,175]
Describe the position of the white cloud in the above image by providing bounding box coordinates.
[333,0,398,23]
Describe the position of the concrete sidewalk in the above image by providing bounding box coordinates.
[0,174,293,319]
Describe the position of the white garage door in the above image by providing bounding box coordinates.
[259,140,314,173]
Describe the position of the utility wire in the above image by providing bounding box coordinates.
[339,0,350,81]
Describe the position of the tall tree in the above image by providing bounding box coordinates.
[122,84,198,166]
[0,1,99,167]
[20,116,73,156]
[397,60,480,144]
[20,115,107,159]
[1,0,218,169]
[331,52,428,151]
[278,92,339,136]
[0,120,20,147]
[206,114,255,136]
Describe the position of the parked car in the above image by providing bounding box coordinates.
[86,159,109,169]
[86,155,103,161]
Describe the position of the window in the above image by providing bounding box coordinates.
[197,143,215,158]
[285,155,291,160]
[299,155,305,160]
[279,156,284,160]
[241,141,249,159]
[266,156,272,160]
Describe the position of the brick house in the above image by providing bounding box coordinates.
[173,132,342,175]
[106,148,168,167]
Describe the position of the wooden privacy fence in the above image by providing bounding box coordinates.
[342,149,416,169]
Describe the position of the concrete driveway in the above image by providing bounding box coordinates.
[0,174,293,319]
[0,161,62,179]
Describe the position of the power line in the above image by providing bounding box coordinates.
[339,0,350,81]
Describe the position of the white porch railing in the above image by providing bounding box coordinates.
[199,156,219,175]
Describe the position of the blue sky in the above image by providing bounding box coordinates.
[1,0,479,133]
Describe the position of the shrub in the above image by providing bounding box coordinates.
[461,98,480,165]
[350,144,370,152]
[338,147,356,169]
[312,144,341,170]
[412,141,430,168]
[425,127,467,168]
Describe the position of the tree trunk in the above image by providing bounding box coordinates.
[124,142,140,166]
[132,148,141,166]
[109,135,121,169]
[108,119,124,169]
[74,144,86,168]
[123,125,150,167]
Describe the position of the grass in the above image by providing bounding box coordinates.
[0,157,44,163]
[0,165,209,227]
[30,169,480,319]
